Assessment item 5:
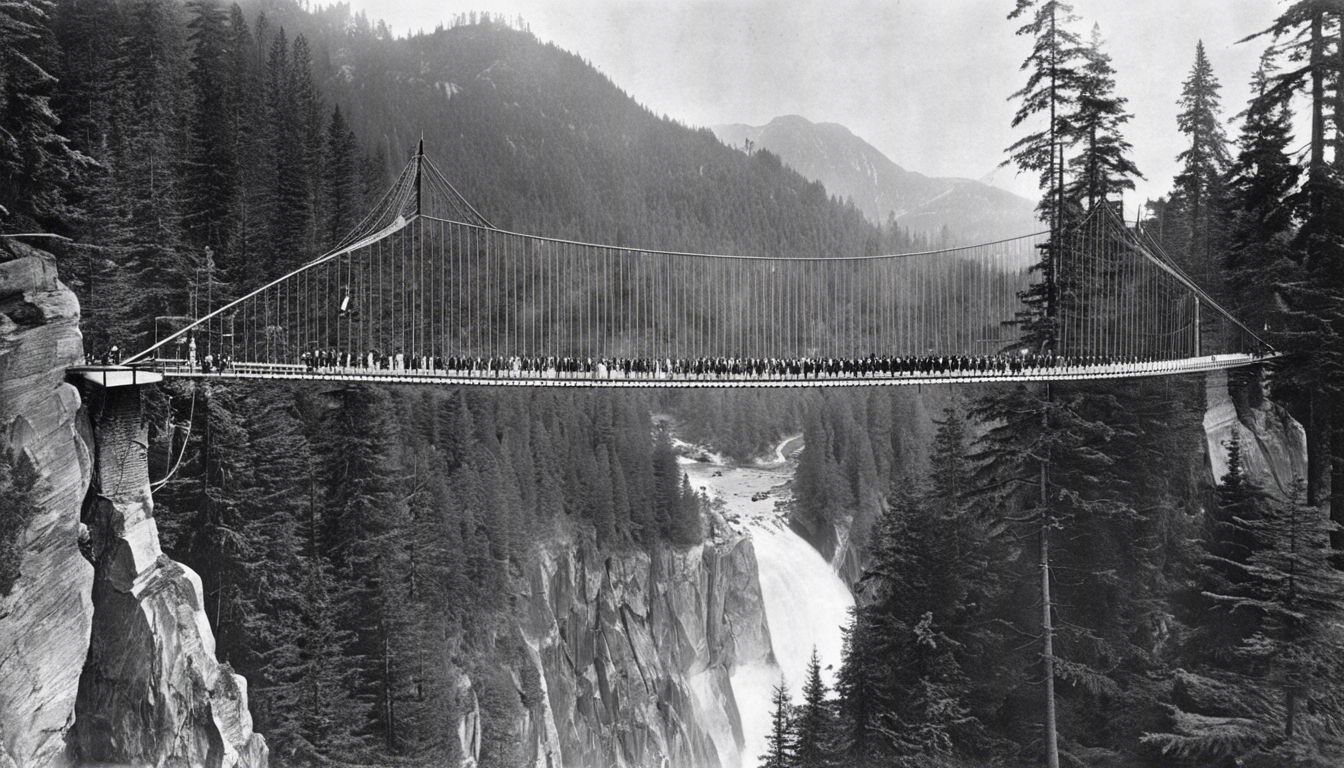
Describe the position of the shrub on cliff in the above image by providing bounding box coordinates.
[0,446,44,596]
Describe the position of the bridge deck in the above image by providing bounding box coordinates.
[139,353,1271,389]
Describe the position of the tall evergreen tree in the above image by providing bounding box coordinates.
[1067,23,1140,211]
[1222,479,1344,760]
[791,647,833,768]
[1245,1,1344,533]
[836,607,884,766]
[1147,466,1344,765]
[988,6,1089,766]
[761,679,795,768]
[226,5,267,285]
[181,0,237,255]
[322,105,360,249]
[231,387,367,760]
[1171,40,1230,286]
[1005,0,1084,232]
[262,27,315,278]
[289,34,323,255]
[316,385,412,755]
[1222,54,1299,337]
[842,462,984,765]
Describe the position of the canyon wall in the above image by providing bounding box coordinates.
[0,246,94,768]
[510,536,772,768]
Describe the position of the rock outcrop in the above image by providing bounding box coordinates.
[1204,369,1308,497]
[71,386,267,766]
[0,245,94,768]
[515,535,772,768]
[0,243,266,767]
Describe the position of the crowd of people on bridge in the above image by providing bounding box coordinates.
[254,347,1242,381]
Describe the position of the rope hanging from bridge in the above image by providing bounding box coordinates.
[123,148,1273,385]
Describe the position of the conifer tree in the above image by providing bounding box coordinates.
[0,446,43,597]
[792,647,833,768]
[108,0,193,346]
[291,552,369,760]
[227,5,267,285]
[289,34,323,255]
[1222,54,1299,337]
[844,466,983,764]
[262,27,315,278]
[835,609,883,766]
[1005,0,1084,231]
[1067,23,1140,211]
[182,0,238,255]
[323,105,360,248]
[0,0,86,231]
[591,446,619,546]
[989,6,1088,766]
[1245,1,1344,530]
[1224,480,1344,760]
[316,385,412,754]
[1171,40,1230,285]
[233,387,367,758]
[1147,468,1344,765]
[761,679,795,768]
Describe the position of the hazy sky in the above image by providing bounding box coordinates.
[343,0,1289,214]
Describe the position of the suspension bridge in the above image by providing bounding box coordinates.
[73,145,1273,390]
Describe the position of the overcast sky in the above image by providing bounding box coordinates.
[344,0,1290,215]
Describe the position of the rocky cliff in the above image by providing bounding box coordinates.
[0,244,265,767]
[504,535,773,768]
[0,244,94,768]
[1203,369,1308,497]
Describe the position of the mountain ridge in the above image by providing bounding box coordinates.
[712,114,1040,243]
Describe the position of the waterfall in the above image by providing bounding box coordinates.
[679,435,854,768]
[733,521,854,765]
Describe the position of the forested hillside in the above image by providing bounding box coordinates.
[232,1,912,258]
[778,5,1344,768]
[3,0,1343,767]
[0,0,901,762]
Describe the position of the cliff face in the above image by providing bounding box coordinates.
[1203,370,1308,496]
[0,245,265,767]
[0,246,94,768]
[508,535,772,768]
[71,385,267,766]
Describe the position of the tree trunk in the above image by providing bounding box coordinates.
[1285,499,1298,739]
[384,627,395,751]
[1331,15,1344,555]
[1041,457,1060,768]
[1041,382,1060,768]
[1309,11,1324,222]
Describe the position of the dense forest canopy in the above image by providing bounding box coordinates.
[1,0,1342,766]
